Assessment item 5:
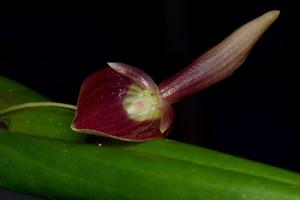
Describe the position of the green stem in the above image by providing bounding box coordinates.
[0,102,77,116]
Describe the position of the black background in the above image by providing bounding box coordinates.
[0,0,298,199]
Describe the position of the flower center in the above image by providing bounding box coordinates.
[123,84,160,121]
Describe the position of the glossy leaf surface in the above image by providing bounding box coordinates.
[1,132,300,200]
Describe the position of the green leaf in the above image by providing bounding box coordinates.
[0,76,88,142]
[0,106,88,142]
[1,75,300,199]
[1,131,300,200]
[0,76,48,110]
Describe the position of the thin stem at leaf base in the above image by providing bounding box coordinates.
[0,102,77,116]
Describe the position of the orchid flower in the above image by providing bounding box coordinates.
[71,10,280,141]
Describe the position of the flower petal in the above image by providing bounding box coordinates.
[107,62,159,92]
[158,97,174,134]
[72,66,172,142]
[159,10,280,103]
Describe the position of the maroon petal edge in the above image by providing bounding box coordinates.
[72,64,173,142]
